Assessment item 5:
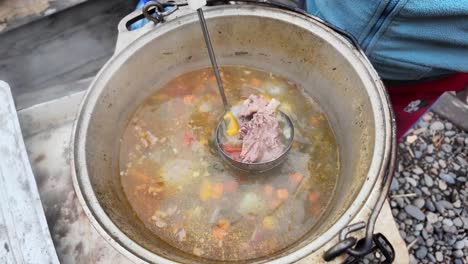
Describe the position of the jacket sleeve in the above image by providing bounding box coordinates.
[306,0,468,81]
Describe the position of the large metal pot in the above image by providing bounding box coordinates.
[72,3,395,263]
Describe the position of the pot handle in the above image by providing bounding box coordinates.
[115,2,179,53]
[115,9,150,53]
[322,120,397,262]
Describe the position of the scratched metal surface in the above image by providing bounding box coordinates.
[17,89,132,264]
[15,82,407,263]
[0,81,59,264]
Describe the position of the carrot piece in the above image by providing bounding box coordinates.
[276,188,289,200]
[217,219,230,229]
[250,78,260,87]
[288,172,304,184]
[308,192,320,204]
[264,185,274,196]
[211,183,224,199]
[212,227,228,240]
[224,180,239,193]
[229,152,241,161]
[222,144,242,153]
[183,95,195,105]
[183,131,194,146]
[212,219,230,240]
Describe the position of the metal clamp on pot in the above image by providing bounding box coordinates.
[323,130,397,263]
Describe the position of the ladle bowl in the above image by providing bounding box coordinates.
[215,110,294,173]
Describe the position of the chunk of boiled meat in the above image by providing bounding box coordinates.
[239,97,283,163]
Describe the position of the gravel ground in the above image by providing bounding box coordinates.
[389,112,468,264]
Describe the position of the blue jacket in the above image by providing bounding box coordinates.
[306,0,468,81]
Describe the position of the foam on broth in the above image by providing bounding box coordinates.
[119,66,339,261]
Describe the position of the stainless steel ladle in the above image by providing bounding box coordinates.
[192,2,294,173]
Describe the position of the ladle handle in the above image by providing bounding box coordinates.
[196,8,230,111]
[187,0,229,110]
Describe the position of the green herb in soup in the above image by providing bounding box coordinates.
[119,66,339,261]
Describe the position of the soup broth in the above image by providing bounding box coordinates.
[119,66,339,261]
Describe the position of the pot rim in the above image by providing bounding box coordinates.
[72,5,394,264]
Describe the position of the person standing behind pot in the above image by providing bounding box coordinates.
[305,0,468,82]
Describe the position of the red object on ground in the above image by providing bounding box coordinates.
[386,73,468,140]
